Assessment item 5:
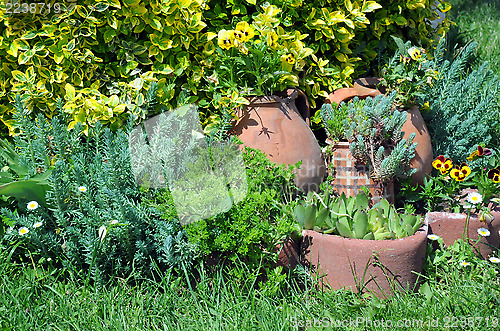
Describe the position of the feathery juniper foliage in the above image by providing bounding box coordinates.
[1,108,197,282]
[423,40,500,161]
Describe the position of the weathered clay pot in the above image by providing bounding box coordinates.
[301,224,428,298]
[325,141,395,204]
[426,211,500,259]
[232,89,325,192]
[275,236,300,270]
[326,78,433,187]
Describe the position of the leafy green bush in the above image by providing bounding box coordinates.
[183,147,298,276]
[0,0,452,136]
[0,103,197,282]
[422,40,500,161]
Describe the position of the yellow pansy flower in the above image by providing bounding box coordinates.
[408,47,422,61]
[235,21,255,42]
[217,30,235,50]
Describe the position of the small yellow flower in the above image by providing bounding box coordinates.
[27,201,39,211]
[217,29,235,50]
[19,227,29,236]
[284,54,295,65]
[33,221,43,228]
[78,186,87,193]
[408,47,422,61]
[235,21,254,42]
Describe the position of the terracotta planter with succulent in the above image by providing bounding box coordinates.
[352,79,434,187]
[295,190,426,298]
[320,92,417,203]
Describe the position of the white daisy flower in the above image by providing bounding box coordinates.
[98,225,107,242]
[491,198,500,204]
[19,227,29,235]
[27,201,39,210]
[459,261,470,267]
[427,234,440,241]
[489,257,500,264]
[110,219,119,225]
[78,186,87,193]
[47,257,52,262]
[466,192,483,205]
[33,221,43,228]
[477,228,490,237]
[6,226,13,234]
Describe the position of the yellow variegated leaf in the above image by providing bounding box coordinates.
[178,0,192,8]
[25,67,36,84]
[345,0,353,12]
[108,16,118,29]
[107,0,121,9]
[108,95,120,107]
[335,52,347,62]
[65,83,76,101]
[393,15,407,26]
[76,5,89,18]
[150,18,163,31]
[437,1,451,12]
[129,77,144,90]
[11,70,27,82]
[361,1,382,13]
[130,4,147,16]
[113,104,126,114]
[205,32,217,41]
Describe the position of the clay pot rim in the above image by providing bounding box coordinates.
[425,211,499,223]
[302,223,428,243]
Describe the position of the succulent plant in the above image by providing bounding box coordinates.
[294,189,422,240]
[343,92,418,183]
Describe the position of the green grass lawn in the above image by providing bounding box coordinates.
[448,0,500,74]
[1,250,499,330]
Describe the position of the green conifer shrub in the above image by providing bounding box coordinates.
[422,40,500,161]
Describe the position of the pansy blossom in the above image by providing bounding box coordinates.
[467,145,492,161]
[234,21,254,42]
[432,155,453,175]
[217,30,236,50]
[488,166,500,183]
[450,162,471,181]
[408,47,422,61]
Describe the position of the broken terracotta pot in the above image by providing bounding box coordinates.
[301,223,428,298]
[425,211,500,259]
[325,78,433,187]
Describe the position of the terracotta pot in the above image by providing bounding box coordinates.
[325,141,394,204]
[232,89,325,192]
[325,78,433,187]
[425,211,500,259]
[301,224,428,298]
[275,236,300,270]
